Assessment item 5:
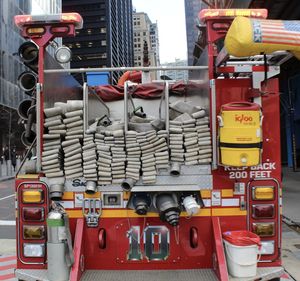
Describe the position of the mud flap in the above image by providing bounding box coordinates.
[69,219,85,281]
[212,217,229,281]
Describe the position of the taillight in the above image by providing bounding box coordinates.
[23,225,45,240]
[252,204,274,219]
[22,190,44,203]
[23,243,45,257]
[252,222,275,237]
[260,240,275,255]
[23,207,44,221]
[252,186,274,200]
[26,27,45,36]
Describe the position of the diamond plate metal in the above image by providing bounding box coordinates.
[81,269,218,281]
[137,174,211,186]
[15,269,49,281]
[158,165,211,176]
[42,166,213,192]
[229,266,284,281]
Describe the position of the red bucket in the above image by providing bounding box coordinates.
[223,230,261,248]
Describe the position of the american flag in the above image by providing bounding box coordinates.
[252,19,300,46]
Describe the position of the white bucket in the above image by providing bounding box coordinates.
[224,239,260,278]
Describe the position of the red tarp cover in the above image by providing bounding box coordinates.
[90,81,205,102]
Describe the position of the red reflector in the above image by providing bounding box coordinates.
[50,26,70,34]
[252,204,274,219]
[23,207,44,221]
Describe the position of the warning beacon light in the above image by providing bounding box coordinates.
[199,9,268,21]
[14,13,83,30]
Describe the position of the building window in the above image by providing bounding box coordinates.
[100,27,106,33]
[101,40,107,46]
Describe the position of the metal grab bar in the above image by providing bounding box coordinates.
[44,66,208,74]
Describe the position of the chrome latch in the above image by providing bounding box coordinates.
[82,198,102,227]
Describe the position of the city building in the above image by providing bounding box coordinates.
[62,0,134,84]
[133,12,160,68]
[150,22,160,66]
[184,0,204,66]
[161,59,188,81]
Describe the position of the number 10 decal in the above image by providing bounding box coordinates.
[127,226,170,261]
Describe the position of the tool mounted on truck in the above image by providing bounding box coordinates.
[13,8,298,281]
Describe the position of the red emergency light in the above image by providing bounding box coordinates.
[14,13,83,29]
[199,9,268,21]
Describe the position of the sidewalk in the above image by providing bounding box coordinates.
[0,159,21,182]
[0,176,14,182]
[282,167,300,224]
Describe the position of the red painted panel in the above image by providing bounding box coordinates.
[83,217,213,270]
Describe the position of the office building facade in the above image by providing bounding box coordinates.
[62,0,134,84]
[133,12,159,68]
[161,59,188,81]
[0,0,61,152]
[184,0,206,66]
[0,1,31,152]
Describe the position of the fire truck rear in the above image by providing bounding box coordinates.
[13,8,289,281]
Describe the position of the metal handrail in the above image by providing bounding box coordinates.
[44,66,208,74]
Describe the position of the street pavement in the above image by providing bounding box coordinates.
[0,254,16,281]
[0,179,15,239]
[282,167,300,224]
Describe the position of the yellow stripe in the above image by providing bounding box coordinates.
[62,192,74,200]
[222,189,233,197]
[200,189,233,198]
[212,208,246,216]
[17,174,39,179]
[200,190,211,198]
[67,209,211,218]
[84,192,100,199]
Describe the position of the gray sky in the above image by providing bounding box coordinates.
[132,0,187,63]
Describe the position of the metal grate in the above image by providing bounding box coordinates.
[81,269,218,281]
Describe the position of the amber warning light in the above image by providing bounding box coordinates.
[199,9,268,21]
[14,13,83,29]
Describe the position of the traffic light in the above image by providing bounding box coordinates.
[17,41,39,147]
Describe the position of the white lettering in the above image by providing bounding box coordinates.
[226,162,275,179]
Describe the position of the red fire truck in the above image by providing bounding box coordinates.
[13,8,288,281]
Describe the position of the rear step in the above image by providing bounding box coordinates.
[15,266,284,281]
[81,269,217,281]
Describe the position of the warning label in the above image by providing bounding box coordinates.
[224,162,276,179]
